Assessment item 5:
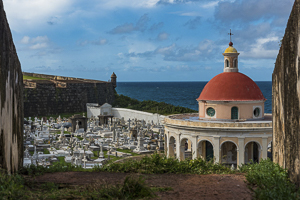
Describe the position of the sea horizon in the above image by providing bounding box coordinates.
[116,81,273,113]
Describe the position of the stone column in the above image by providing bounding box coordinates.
[176,134,181,160]
[262,137,268,160]
[180,144,185,161]
[191,136,198,160]
[238,137,245,167]
[213,136,220,163]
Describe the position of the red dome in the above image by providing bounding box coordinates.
[197,72,266,101]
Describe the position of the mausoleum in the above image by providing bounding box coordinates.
[164,41,272,167]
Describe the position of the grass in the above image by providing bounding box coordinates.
[92,148,140,163]
[43,148,50,154]
[23,75,49,80]
[55,130,71,135]
[3,155,300,199]
[76,136,83,140]
[0,168,155,199]
[96,153,233,174]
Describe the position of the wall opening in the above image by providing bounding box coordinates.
[245,141,260,164]
[198,140,214,161]
[221,141,237,166]
[231,107,238,119]
[180,138,192,161]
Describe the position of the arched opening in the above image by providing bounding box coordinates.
[198,140,214,161]
[225,59,229,68]
[245,141,260,164]
[180,138,192,161]
[231,107,238,119]
[221,141,237,167]
[233,59,237,68]
[267,141,272,161]
[168,136,176,158]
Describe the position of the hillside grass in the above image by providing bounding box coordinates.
[23,75,49,80]
[113,93,197,115]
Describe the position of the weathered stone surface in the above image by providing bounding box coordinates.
[23,72,115,117]
[272,0,300,186]
[0,0,23,173]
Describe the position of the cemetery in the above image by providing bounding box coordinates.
[23,104,166,169]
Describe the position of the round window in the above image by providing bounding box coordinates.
[254,107,260,117]
[206,107,215,117]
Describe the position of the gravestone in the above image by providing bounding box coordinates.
[0,0,24,174]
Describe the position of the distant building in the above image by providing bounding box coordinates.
[164,41,272,167]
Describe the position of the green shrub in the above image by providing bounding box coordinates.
[113,94,197,115]
[96,153,232,174]
[89,176,155,199]
[240,159,300,200]
[0,169,25,199]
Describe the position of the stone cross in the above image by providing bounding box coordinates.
[127,118,131,130]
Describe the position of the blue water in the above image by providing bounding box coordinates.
[115,81,272,113]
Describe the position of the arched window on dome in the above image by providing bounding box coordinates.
[231,107,238,120]
[225,59,229,68]
[233,59,237,68]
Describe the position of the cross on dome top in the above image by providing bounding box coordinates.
[228,29,234,46]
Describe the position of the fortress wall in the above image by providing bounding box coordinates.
[0,0,23,173]
[24,80,115,117]
[272,0,300,185]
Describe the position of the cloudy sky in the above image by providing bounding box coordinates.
[3,0,295,81]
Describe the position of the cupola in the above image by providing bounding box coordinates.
[223,42,239,72]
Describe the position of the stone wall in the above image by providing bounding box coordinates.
[0,0,23,173]
[272,0,300,186]
[23,73,115,117]
[112,108,165,124]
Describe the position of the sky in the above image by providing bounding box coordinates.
[3,0,295,82]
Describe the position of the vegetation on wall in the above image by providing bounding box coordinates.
[113,93,197,115]
[23,75,49,80]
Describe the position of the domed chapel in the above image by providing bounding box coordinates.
[164,36,272,167]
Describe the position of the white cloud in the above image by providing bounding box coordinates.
[3,0,72,31]
[30,43,48,50]
[20,35,49,50]
[20,36,30,44]
[240,35,279,59]
[31,36,49,43]
[157,32,169,41]
[99,0,160,9]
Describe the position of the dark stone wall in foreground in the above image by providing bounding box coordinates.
[0,0,23,173]
[272,0,300,186]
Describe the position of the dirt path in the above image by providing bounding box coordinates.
[30,172,253,200]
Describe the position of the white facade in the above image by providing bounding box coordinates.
[87,103,165,124]
[112,108,165,124]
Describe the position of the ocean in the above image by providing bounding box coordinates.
[115,81,273,114]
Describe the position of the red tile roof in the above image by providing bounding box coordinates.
[197,72,266,101]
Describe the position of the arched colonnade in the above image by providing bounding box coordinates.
[166,133,271,166]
